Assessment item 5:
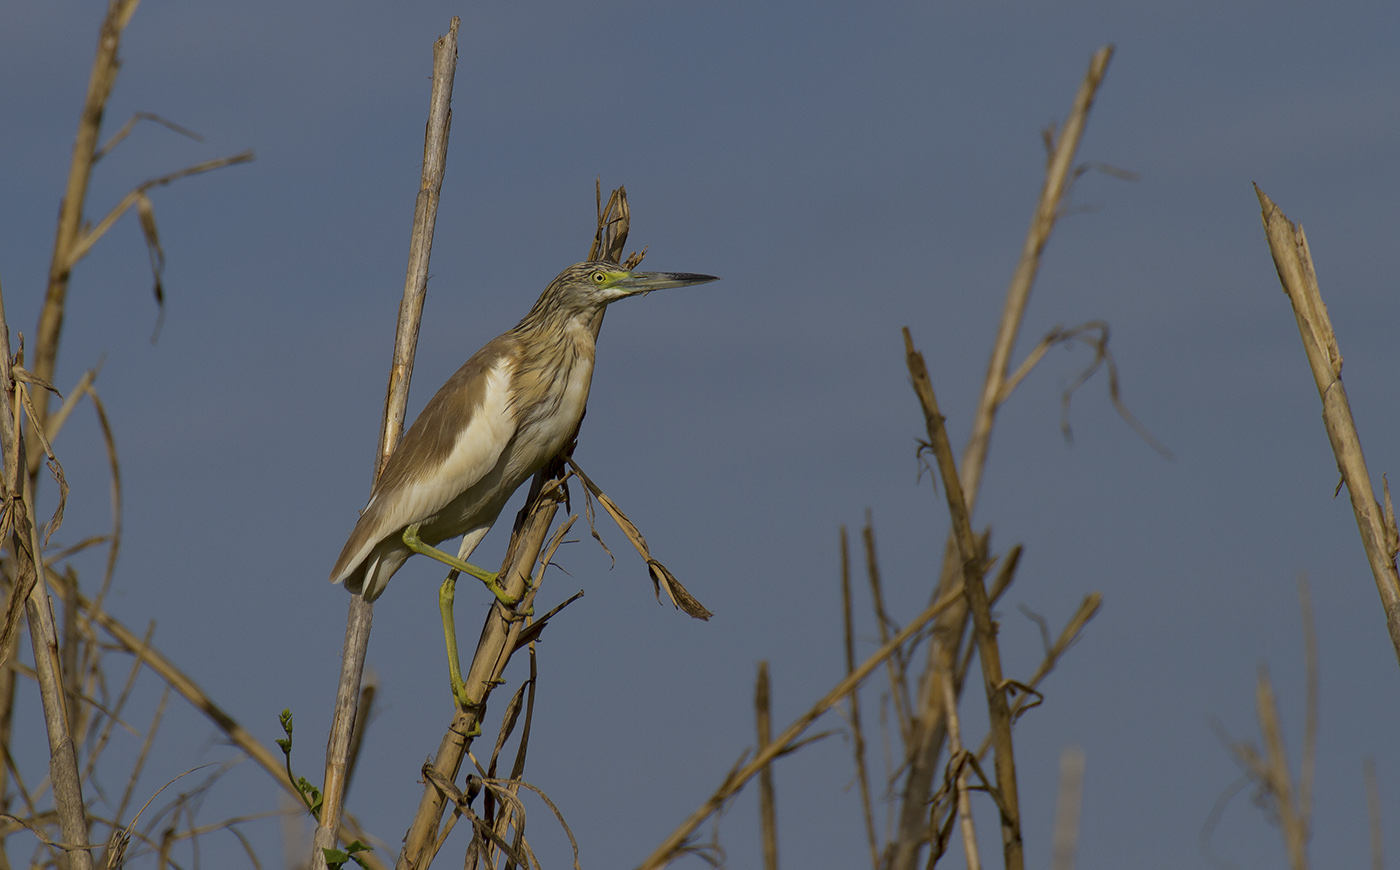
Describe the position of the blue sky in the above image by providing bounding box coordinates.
[5,2,1400,868]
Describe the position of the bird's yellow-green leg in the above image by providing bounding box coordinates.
[402,522,518,606]
[410,522,532,709]
[437,573,519,715]
[439,571,472,708]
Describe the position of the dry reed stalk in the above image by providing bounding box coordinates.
[884,531,982,867]
[1254,186,1400,666]
[890,47,1114,869]
[863,519,912,745]
[60,568,80,734]
[60,578,288,784]
[755,662,778,870]
[838,527,879,870]
[94,683,166,866]
[1256,666,1309,870]
[887,533,991,870]
[961,44,1114,500]
[936,648,979,870]
[68,152,256,275]
[33,0,142,432]
[311,19,460,868]
[904,328,1023,870]
[345,681,377,799]
[1217,579,1318,870]
[1049,747,1084,870]
[636,585,968,870]
[0,609,17,842]
[0,282,93,868]
[94,652,163,867]
[943,534,1005,740]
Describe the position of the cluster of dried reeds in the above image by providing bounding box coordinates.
[0,3,364,868]
[631,46,1117,870]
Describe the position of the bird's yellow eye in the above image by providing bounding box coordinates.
[592,271,607,284]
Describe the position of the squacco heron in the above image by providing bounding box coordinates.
[330,260,718,703]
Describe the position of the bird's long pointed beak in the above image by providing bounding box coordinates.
[616,270,720,295]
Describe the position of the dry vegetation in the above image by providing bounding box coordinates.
[3,7,1395,870]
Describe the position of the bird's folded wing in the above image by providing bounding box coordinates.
[329,353,517,584]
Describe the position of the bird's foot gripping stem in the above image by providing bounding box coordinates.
[402,522,519,607]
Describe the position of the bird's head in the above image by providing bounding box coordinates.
[531,260,719,320]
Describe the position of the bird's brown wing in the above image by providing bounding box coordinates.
[329,337,519,586]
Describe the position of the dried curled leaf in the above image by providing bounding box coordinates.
[135,191,166,340]
[16,377,67,546]
[579,479,615,568]
[95,111,204,162]
[646,558,713,621]
[512,591,585,652]
[566,457,712,620]
[0,533,34,671]
[10,364,62,397]
[997,320,1171,459]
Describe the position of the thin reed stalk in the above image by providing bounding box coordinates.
[864,519,912,745]
[1254,186,1400,666]
[904,328,1023,870]
[1216,579,1319,870]
[313,18,461,867]
[0,4,256,863]
[755,662,778,870]
[936,646,979,870]
[839,527,879,870]
[1256,666,1309,870]
[34,0,251,439]
[889,47,1115,870]
[34,0,143,433]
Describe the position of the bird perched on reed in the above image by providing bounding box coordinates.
[329,260,717,701]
